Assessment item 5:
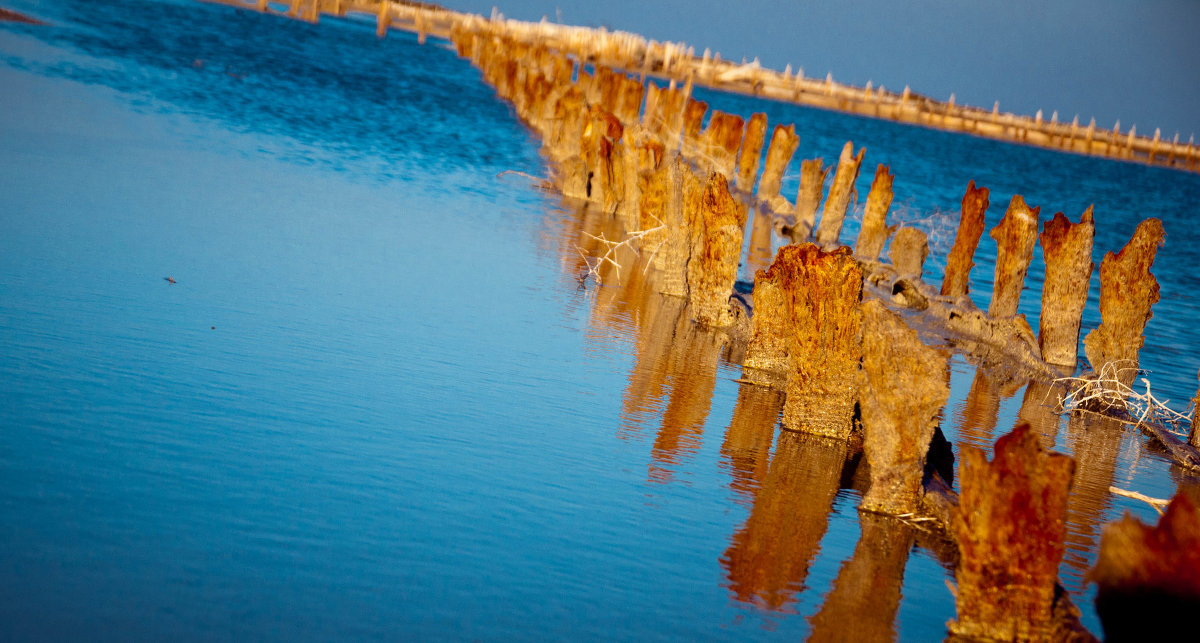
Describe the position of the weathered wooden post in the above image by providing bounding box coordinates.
[685,172,748,327]
[1089,493,1200,640]
[1083,217,1165,388]
[814,142,865,246]
[1038,208,1095,367]
[735,113,768,192]
[780,245,864,440]
[940,181,990,298]
[681,99,708,149]
[889,227,928,278]
[988,195,1041,318]
[793,159,827,238]
[757,124,800,205]
[375,0,390,37]
[854,164,894,261]
[701,111,745,177]
[858,300,950,515]
[1191,370,1200,448]
[744,259,790,377]
[951,423,1075,640]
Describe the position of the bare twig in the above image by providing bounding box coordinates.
[1054,361,1192,436]
[1109,485,1169,515]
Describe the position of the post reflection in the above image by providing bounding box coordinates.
[721,431,850,611]
[720,382,784,506]
[808,513,916,642]
[1060,412,1122,594]
[955,366,1021,452]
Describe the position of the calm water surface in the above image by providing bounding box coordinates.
[2,1,1199,639]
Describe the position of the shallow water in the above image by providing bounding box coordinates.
[2,1,1199,639]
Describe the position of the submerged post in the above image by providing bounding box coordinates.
[951,423,1075,640]
[854,164,894,261]
[1038,208,1095,367]
[940,181,990,298]
[988,195,1040,318]
[779,244,864,440]
[858,301,950,515]
[889,227,928,278]
[814,142,865,246]
[1083,217,1165,388]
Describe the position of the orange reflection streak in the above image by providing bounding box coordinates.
[1060,413,1121,594]
[808,513,916,641]
[1017,380,1066,449]
[956,367,1020,452]
[720,382,783,507]
[721,431,849,611]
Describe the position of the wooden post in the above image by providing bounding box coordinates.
[1083,217,1165,389]
[701,111,745,178]
[1168,132,1179,165]
[757,124,800,201]
[735,113,768,193]
[1150,127,1161,163]
[257,0,268,11]
[793,159,827,239]
[1126,125,1136,159]
[854,164,894,261]
[1085,118,1096,155]
[1108,120,1120,158]
[889,227,928,278]
[685,172,748,328]
[858,300,950,515]
[988,195,1040,318]
[814,141,865,246]
[940,181,990,298]
[950,423,1075,640]
[376,0,389,38]
[1038,208,1095,367]
[1090,494,1200,640]
[780,245,864,441]
[1190,370,1200,448]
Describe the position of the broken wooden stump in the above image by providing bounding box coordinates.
[814,142,865,246]
[685,172,748,327]
[735,112,768,192]
[951,422,1075,641]
[780,244,864,440]
[757,124,800,206]
[793,158,827,239]
[680,98,708,156]
[1038,207,1095,367]
[854,164,895,261]
[639,154,689,298]
[988,195,1041,318]
[940,181,990,298]
[858,300,950,515]
[744,251,792,377]
[889,226,929,279]
[1088,493,1200,641]
[701,110,745,177]
[1083,217,1165,389]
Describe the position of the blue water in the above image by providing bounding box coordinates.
[2,1,1199,639]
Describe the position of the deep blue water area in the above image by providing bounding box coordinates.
[2,1,1199,640]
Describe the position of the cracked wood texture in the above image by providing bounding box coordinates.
[685,172,747,327]
[794,158,827,237]
[701,111,744,178]
[1038,208,1095,367]
[988,195,1040,318]
[940,181,990,298]
[854,164,895,261]
[779,244,864,440]
[814,142,865,246]
[858,300,950,515]
[1083,217,1165,389]
[951,422,1075,641]
[889,227,928,278]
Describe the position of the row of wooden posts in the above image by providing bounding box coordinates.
[451,17,1199,639]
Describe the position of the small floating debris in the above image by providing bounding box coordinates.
[164,276,176,284]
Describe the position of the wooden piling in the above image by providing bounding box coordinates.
[1038,208,1095,367]
[854,164,894,261]
[858,301,950,515]
[744,260,789,376]
[1088,493,1200,640]
[951,423,1075,640]
[988,195,1040,318]
[814,142,865,246]
[701,111,745,177]
[375,0,389,37]
[793,159,827,239]
[685,172,748,327]
[889,227,928,279]
[1191,370,1200,449]
[780,244,864,440]
[757,124,799,204]
[1083,217,1165,389]
[735,113,768,192]
[940,181,990,298]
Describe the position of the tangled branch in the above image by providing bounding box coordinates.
[1054,360,1192,436]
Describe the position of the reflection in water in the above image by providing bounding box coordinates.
[955,367,1021,452]
[1017,380,1065,449]
[809,513,916,642]
[722,432,849,611]
[721,382,784,506]
[1060,413,1122,594]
